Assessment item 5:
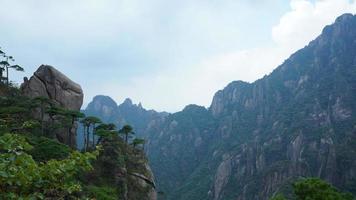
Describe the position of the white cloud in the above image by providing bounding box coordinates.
[273,0,356,51]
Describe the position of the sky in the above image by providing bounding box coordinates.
[1,0,356,112]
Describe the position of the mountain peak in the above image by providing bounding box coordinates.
[85,95,118,120]
[138,102,143,108]
[320,13,356,38]
[335,13,354,23]
[183,104,207,112]
[91,95,117,107]
[123,98,133,106]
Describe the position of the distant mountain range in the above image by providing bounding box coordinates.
[84,96,168,134]
[79,13,356,200]
[77,95,168,149]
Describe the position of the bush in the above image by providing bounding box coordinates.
[86,185,118,200]
[28,136,70,161]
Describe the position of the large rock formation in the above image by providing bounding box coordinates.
[21,65,83,146]
[20,66,158,199]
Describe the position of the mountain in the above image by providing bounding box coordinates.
[77,95,168,148]
[80,14,356,200]
[141,13,356,200]
[84,95,168,134]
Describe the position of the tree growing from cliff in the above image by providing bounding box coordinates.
[95,123,117,145]
[0,105,28,132]
[46,105,69,138]
[0,95,34,133]
[33,97,52,136]
[131,138,145,149]
[88,116,102,148]
[81,116,102,151]
[0,48,5,82]
[80,118,91,151]
[63,110,85,148]
[119,125,134,144]
[0,52,24,85]
[0,59,11,85]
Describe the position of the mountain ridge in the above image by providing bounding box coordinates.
[80,13,356,200]
[144,13,356,200]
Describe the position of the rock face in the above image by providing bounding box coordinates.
[21,65,83,146]
[116,154,157,200]
[128,164,157,200]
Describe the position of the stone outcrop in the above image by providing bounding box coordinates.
[128,164,157,200]
[21,65,83,146]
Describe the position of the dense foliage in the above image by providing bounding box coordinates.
[270,178,354,200]
[0,133,98,199]
[0,81,100,199]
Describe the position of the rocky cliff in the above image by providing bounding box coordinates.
[88,134,157,200]
[20,66,157,200]
[21,65,83,146]
[141,13,356,199]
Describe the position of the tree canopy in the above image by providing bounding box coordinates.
[270,178,354,200]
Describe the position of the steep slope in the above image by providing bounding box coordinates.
[145,105,217,198]
[143,13,356,200]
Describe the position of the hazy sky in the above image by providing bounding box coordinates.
[1,0,356,112]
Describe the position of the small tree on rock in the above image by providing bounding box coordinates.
[131,138,145,149]
[119,125,134,144]
[62,109,85,148]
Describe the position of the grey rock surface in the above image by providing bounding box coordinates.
[21,65,83,146]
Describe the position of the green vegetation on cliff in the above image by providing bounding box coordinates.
[0,51,156,199]
[0,84,99,199]
[0,84,155,199]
